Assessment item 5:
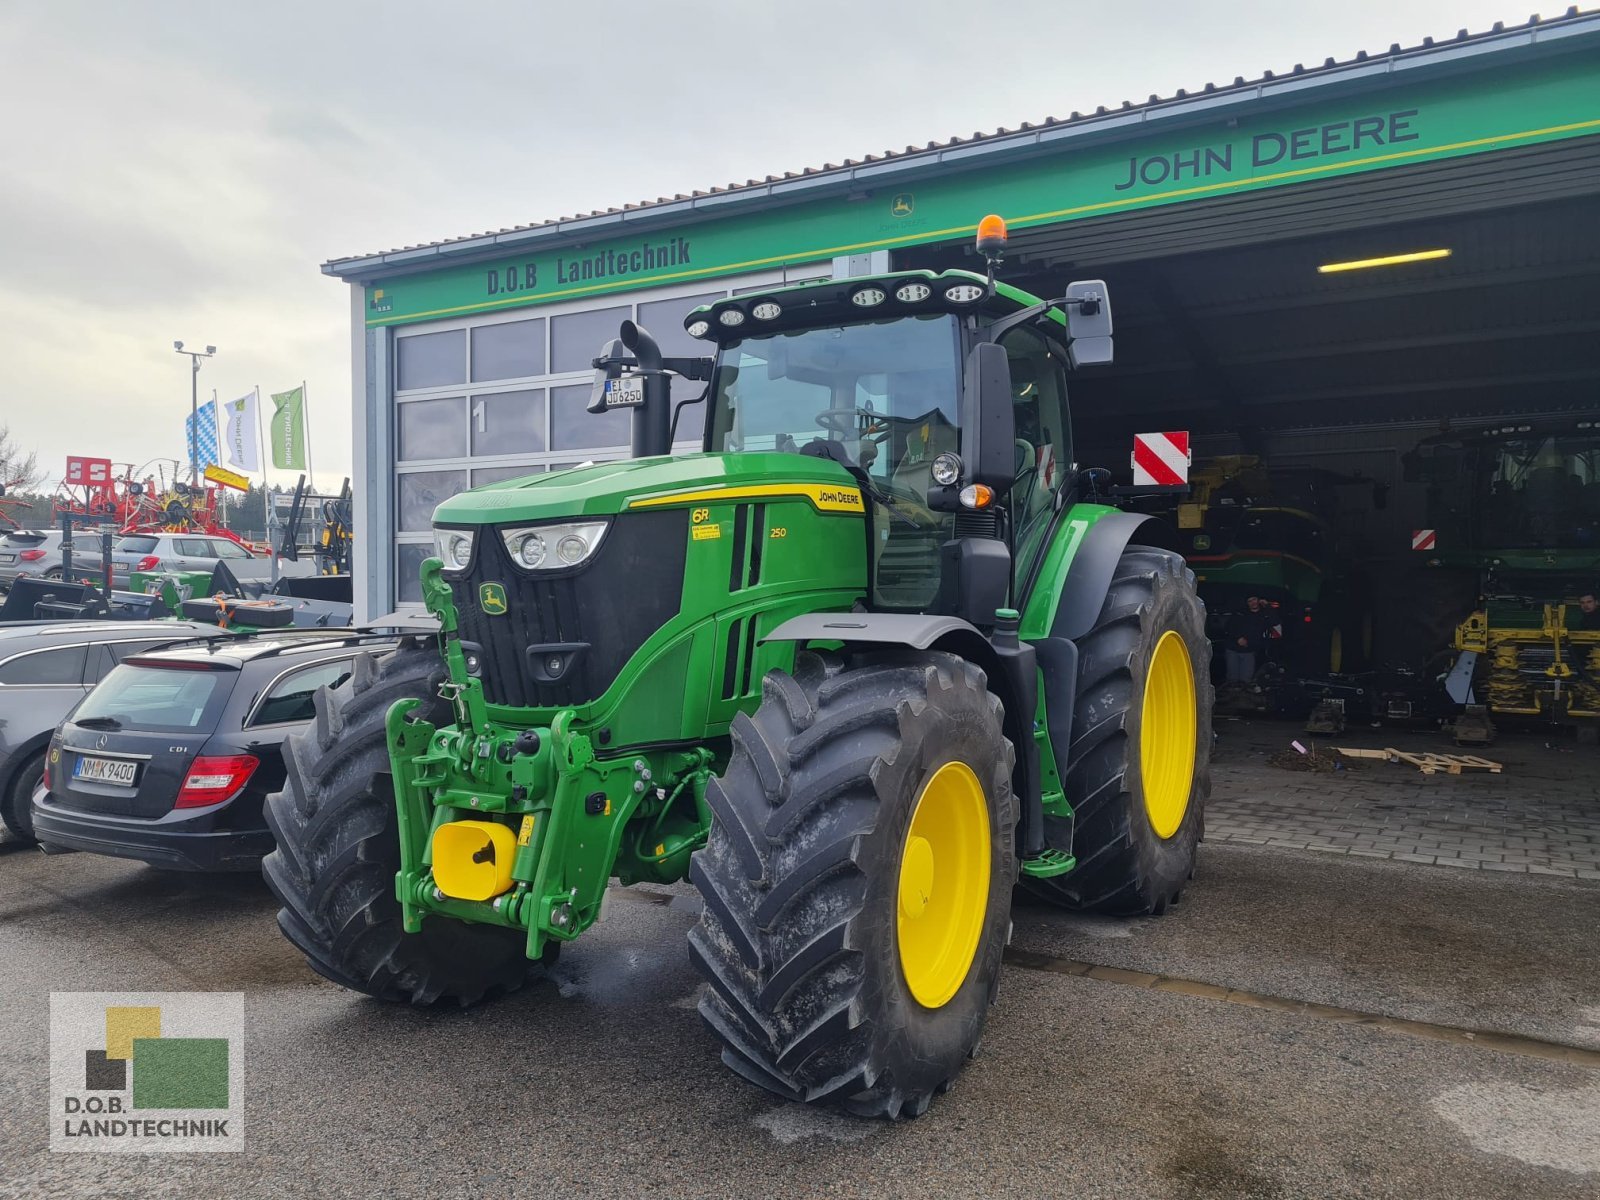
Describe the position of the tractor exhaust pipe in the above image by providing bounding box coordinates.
[620,321,671,459]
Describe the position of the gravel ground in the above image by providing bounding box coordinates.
[0,838,1596,1199]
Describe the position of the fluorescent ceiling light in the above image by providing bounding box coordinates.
[1318,249,1452,274]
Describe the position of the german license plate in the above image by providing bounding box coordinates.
[603,376,645,408]
[74,755,138,786]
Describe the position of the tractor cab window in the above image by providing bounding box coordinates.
[710,314,963,611]
[1482,434,1600,548]
[999,326,1072,569]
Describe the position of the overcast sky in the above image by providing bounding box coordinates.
[0,0,1530,490]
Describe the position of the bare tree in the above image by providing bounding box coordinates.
[0,426,42,490]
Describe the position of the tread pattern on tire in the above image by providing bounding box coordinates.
[262,640,530,1006]
[1029,545,1214,916]
[689,651,1016,1119]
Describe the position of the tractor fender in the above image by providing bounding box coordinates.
[762,611,1037,850]
[1030,510,1170,792]
[1049,510,1172,641]
[762,612,982,650]
[761,612,1007,735]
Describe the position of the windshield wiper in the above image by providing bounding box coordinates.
[74,716,122,731]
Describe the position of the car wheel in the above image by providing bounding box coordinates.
[1,751,43,844]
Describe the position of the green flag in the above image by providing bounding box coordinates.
[269,387,307,470]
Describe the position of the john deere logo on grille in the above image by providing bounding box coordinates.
[479,582,508,615]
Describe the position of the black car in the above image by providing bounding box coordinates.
[0,620,230,844]
[32,631,397,871]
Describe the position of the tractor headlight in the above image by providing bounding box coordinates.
[931,452,963,486]
[500,521,609,571]
[434,529,476,572]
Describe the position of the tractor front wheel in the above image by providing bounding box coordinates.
[690,651,1017,1118]
[263,641,533,1005]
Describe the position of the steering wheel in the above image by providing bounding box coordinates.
[814,407,864,435]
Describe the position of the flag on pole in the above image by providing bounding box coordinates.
[185,399,220,470]
[269,387,308,470]
[222,391,261,473]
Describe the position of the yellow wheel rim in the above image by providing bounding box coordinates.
[1140,630,1198,840]
[896,761,990,1009]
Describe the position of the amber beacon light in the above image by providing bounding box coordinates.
[975,213,1009,256]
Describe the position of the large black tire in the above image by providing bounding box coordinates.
[1028,544,1213,916]
[263,641,532,1005]
[690,651,1017,1118]
[1,751,42,844]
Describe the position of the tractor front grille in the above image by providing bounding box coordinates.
[451,509,688,708]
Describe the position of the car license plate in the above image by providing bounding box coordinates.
[603,376,645,408]
[0,553,13,562]
[73,755,138,786]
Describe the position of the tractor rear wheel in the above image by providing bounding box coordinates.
[1027,544,1212,916]
[263,641,533,1005]
[690,651,1017,1118]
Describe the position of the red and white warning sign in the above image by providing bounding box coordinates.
[1412,529,1437,551]
[1131,431,1191,487]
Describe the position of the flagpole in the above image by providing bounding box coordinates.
[302,379,314,492]
[254,385,268,546]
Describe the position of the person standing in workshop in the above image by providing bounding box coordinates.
[1577,592,1600,631]
[1224,595,1276,683]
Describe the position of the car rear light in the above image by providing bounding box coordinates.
[175,754,259,809]
[18,549,46,562]
[135,555,161,571]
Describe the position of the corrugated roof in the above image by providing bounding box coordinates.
[325,7,1598,275]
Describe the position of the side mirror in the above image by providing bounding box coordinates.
[961,341,1015,494]
[587,337,631,414]
[1064,279,1113,367]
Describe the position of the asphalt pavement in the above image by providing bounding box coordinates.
[1,835,1596,1199]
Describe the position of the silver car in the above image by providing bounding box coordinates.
[109,533,268,588]
[0,529,112,592]
[0,534,68,595]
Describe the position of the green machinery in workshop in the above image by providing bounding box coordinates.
[1409,421,1600,727]
[1164,455,1373,678]
[264,216,1213,1118]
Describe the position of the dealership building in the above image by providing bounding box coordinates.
[322,11,1599,625]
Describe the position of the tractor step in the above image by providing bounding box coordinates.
[1020,848,1076,879]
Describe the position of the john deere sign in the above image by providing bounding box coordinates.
[364,56,1599,327]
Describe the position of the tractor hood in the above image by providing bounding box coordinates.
[431,452,862,526]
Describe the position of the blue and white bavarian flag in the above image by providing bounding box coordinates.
[185,398,220,470]
[222,391,260,473]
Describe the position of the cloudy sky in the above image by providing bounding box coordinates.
[0,0,1527,490]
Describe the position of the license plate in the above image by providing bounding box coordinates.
[603,376,645,408]
[74,756,139,786]
[0,554,13,563]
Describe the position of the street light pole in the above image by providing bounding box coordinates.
[173,341,216,486]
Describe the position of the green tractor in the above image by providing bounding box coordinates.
[264,217,1213,1117]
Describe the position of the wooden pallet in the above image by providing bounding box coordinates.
[1335,747,1503,775]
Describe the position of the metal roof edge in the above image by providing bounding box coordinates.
[323,12,1600,283]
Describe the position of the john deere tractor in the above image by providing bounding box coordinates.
[265,217,1212,1117]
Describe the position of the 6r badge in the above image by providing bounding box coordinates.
[479,582,508,615]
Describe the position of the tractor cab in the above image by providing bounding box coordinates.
[588,244,1114,628]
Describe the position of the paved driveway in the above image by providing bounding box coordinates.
[1,836,1596,1199]
[1208,720,1600,878]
